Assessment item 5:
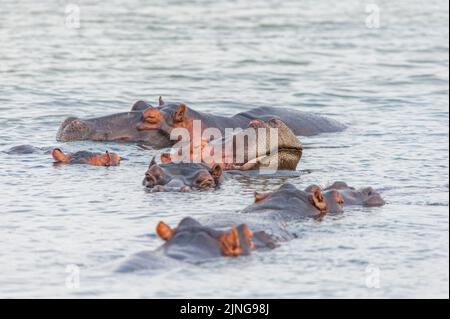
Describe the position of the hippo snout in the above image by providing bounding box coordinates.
[197,176,215,189]
[363,194,386,207]
[56,117,92,142]
[143,172,157,188]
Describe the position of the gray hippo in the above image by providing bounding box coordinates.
[323,181,386,207]
[56,100,172,148]
[4,145,121,167]
[143,158,224,192]
[57,98,346,147]
[118,182,385,270]
[142,153,304,193]
[3,145,52,155]
[51,148,120,166]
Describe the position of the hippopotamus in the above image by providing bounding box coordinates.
[323,181,385,207]
[56,100,172,148]
[4,145,52,155]
[137,102,346,139]
[57,98,345,148]
[117,182,385,269]
[52,148,120,166]
[143,158,224,192]
[163,118,303,171]
[154,218,258,259]
[119,183,358,270]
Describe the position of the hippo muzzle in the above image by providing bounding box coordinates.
[56,117,93,142]
[143,160,223,192]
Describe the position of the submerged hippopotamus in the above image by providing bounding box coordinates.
[56,100,172,148]
[52,148,120,166]
[143,158,224,192]
[4,145,52,155]
[119,182,385,269]
[154,218,259,259]
[57,98,345,147]
[163,118,303,171]
[323,181,385,207]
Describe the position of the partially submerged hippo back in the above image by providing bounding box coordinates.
[242,183,329,218]
[137,103,346,138]
[239,106,347,136]
[4,145,48,155]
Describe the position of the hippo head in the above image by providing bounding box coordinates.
[136,103,189,134]
[56,117,93,141]
[155,217,255,260]
[143,158,223,192]
[305,185,345,214]
[325,181,385,207]
[243,183,329,218]
[52,148,121,166]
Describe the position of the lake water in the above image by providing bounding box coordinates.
[0,0,448,298]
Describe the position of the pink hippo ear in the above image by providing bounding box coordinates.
[104,151,112,166]
[156,221,174,241]
[52,148,70,163]
[174,103,186,123]
[219,226,242,257]
[160,153,172,164]
[309,188,328,213]
[254,191,272,203]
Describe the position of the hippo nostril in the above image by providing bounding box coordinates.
[197,177,215,189]
[144,174,157,187]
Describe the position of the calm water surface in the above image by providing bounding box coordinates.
[0,0,448,298]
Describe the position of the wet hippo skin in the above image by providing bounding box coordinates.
[4,145,53,155]
[137,102,346,138]
[142,158,224,192]
[52,148,120,166]
[57,98,345,148]
[323,181,386,207]
[56,100,172,148]
[118,182,385,269]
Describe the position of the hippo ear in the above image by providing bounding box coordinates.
[130,100,151,112]
[156,221,174,241]
[160,153,172,164]
[309,188,328,213]
[52,148,70,163]
[210,164,223,180]
[159,96,165,106]
[254,191,272,203]
[174,104,186,123]
[237,224,255,251]
[149,156,157,167]
[219,226,242,257]
[104,151,112,166]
